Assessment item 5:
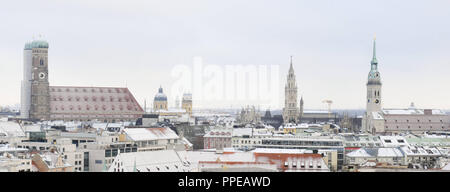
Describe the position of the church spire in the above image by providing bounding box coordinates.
[289,55,294,71]
[371,36,378,65]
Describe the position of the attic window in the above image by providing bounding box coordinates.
[384,140,392,143]
[398,140,405,143]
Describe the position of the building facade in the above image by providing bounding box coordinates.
[203,129,232,150]
[382,107,450,133]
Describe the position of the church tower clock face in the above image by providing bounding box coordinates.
[39,72,46,79]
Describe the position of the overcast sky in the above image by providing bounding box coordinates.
[1,0,450,110]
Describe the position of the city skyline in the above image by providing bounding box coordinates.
[1,0,450,110]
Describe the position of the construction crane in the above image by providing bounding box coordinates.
[322,100,333,121]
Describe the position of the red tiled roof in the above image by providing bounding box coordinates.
[49,86,143,118]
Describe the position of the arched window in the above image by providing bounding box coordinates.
[40,59,44,66]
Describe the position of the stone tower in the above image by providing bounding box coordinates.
[29,40,51,120]
[282,56,299,124]
[181,93,193,116]
[363,38,382,133]
[20,42,33,119]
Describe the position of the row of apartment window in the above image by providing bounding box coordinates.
[344,143,382,147]
[283,161,322,169]
[17,146,50,151]
[386,119,445,123]
[386,125,446,129]
[232,140,261,145]
[206,138,231,142]
[261,140,343,147]
[104,148,138,157]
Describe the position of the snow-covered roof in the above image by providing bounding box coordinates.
[400,146,441,156]
[0,121,25,137]
[377,148,404,157]
[22,125,41,132]
[372,112,384,120]
[346,148,373,158]
[303,110,330,114]
[347,148,404,158]
[379,136,409,147]
[124,127,179,141]
[442,163,450,171]
[182,137,193,148]
[49,86,143,117]
[108,150,189,172]
[0,144,28,153]
[251,148,308,154]
[154,108,187,113]
[382,109,447,115]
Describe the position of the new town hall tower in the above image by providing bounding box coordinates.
[283,56,300,124]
